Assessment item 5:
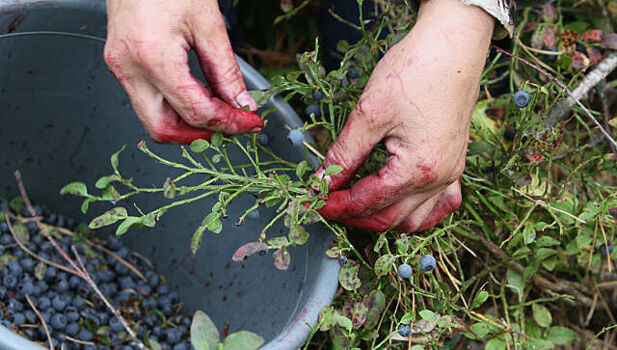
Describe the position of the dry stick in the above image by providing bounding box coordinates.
[3,214,79,275]
[25,294,53,350]
[492,45,617,150]
[13,170,148,350]
[64,336,95,346]
[598,79,617,154]
[53,226,147,282]
[472,231,593,306]
[599,220,613,273]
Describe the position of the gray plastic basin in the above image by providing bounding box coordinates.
[0,1,338,349]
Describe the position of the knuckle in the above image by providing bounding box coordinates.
[103,43,124,72]
[447,191,462,212]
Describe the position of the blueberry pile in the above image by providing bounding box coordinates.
[0,201,194,350]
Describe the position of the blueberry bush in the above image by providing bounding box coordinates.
[58,1,617,349]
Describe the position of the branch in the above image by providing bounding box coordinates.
[545,54,617,127]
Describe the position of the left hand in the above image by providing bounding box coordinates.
[316,0,494,232]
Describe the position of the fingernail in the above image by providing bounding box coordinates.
[236,91,257,111]
[250,126,262,133]
[314,168,332,187]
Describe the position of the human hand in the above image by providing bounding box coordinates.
[104,0,262,144]
[316,0,494,232]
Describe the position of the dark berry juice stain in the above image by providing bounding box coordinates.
[7,14,26,33]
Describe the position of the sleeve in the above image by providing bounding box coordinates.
[461,0,514,37]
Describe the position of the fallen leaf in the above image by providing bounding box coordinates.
[581,29,603,43]
[232,242,268,262]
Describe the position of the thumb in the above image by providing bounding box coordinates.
[191,10,257,111]
[314,108,385,191]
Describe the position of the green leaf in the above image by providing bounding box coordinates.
[267,236,289,249]
[8,197,24,214]
[212,154,222,164]
[469,322,491,339]
[247,90,272,108]
[535,248,557,261]
[419,310,436,322]
[115,217,142,236]
[335,315,353,332]
[467,141,492,155]
[12,221,29,243]
[373,254,395,276]
[211,133,223,148]
[338,261,361,291]
[324,165,344,176]
[288,224,309,245]
[89,207,128,229]
[148,339,162,350]
[485,337,506,350]
[532,304,552,328]
[472,290,489,309]
[506,268,524,296]
[546,326,576,345]
[110,145,126,174]
[222,331,264,350]
[273,247,291,270]
[535,236,560,247]
[190,139,210,153]
[295,161,308,179]
[191,310,220,350]
[60,182,88,197]
[34,261,47,280]
[81,198,93,214]
[95,175,120,189]
[190,225,207,256]
[163,178,176,199]
[364,290,386,329]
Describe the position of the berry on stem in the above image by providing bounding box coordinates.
[398,324,411,337]
[513,91,530,108]
[418,254,437,273]
[397,263,412,279]
[600,244,613,258]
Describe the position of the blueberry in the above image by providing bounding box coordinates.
[78,329,94,341]
[159,296,172,308]
[3,274,17,289]
[398,324,411,337]
[0,233,12,245]
[68,275,81,289]
[247,208,260,220]
[152,326,164,337]
[98,312,110,325]
[166,328,181,345]
[109,316,124,333]
[168,291,179,303]
[338,256,348,266]
[157,285,169,296]
[600,244,614,258]
[66,322,79,337]
[0,319,12,329]
[8,299,23,312]
[38,296,51,310]
[115,247,130,259]
[162,304,174,317]
[418,254,437,273]
[287,129,305,146]
[545,46,558,62]
[107,236,123,251]
[397,263,413,279]
[305,104,321,117]
[120,276,136,290]
[37,280,49,293]
[25,221,38,234]
[312,90,324,101]
[12,312,25,325]
[143,297,157,310]
[56,279,69,292]
[137,282,152,295]
[8,261,22,276]
[146,271,159,288]
[348,68,361,79]
[513,91,530,108]
[52,295,68,311]
[51,313,67,330]
[17,281,34,295]
[66,310,80,322]
[257,133,269,145]
[114,262,129,275]
[44,265,57,281]
[71,297,86,309]
[20,258,34,271]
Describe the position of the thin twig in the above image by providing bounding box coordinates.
[13,170,148,350]
[25,294,53,350]
[493,45,617,149]
[65,335,95,346]
[511,187,587,224]
[3,213,79,275]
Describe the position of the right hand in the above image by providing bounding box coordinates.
[104,0,263,144]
